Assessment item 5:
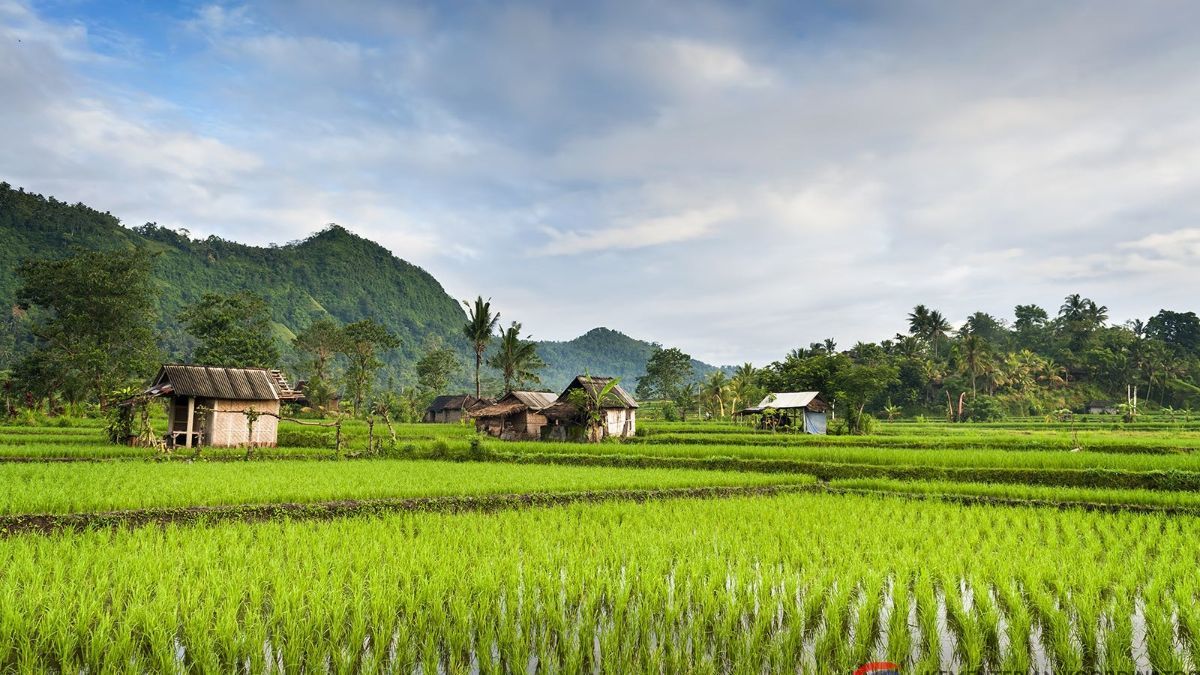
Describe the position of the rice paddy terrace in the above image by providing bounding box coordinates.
[2,413,1199,672]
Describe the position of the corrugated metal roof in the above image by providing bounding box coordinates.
[153,364,280,401]
[510,391,558,410]
[755,392,819,410]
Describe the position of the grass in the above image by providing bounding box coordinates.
[828,476,1200,511]
[0,491,1195,672]
[0,459,814,515]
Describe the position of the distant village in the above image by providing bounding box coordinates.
[141,362,829,449]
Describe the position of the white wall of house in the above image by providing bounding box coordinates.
[604,409,636,438]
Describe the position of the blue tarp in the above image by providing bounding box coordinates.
[803,410,827,435]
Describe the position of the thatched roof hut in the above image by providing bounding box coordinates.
[424,394,491,423]
[470,391,558,440]
[145,364,284,448]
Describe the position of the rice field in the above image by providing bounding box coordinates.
[0,459,812,515]
[2,492,1198,672]
[4,414,1200,672]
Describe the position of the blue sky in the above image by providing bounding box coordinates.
[3,0,1200,364]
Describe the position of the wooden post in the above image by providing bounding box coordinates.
[185,396,195,448]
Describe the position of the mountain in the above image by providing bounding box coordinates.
[536,327,724,391]
[0,182,725,393]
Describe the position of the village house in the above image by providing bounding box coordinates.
[423,394,491,423]
[738,392,829,435]
[144,364,294,448]
[541,375,639,441]
[470,390,559,440]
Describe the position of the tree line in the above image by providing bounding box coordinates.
[641,295,1200,430]
[1,247,553,421]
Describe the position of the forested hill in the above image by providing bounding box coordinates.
[537,327,725,389]
[0,182,468,382]
[0,183,725,391]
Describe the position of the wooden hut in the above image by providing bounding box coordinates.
[423,394,491,423]
[738,392,828,434]
[541,375,639,441]
[145,364,286,448]
[470,391,558,440]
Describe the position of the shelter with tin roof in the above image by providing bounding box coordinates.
[144,364,287,448]
[737,391,828,434]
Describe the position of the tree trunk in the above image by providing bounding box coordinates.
[474,350,482,398]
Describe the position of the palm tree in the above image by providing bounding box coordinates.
[959,334,989,397]
[908,304,932,337]
[487,322,545,393]
[823,338,838,355]
[729,363,758,414]
[927,310,951,359]
[462,296,501,398]
[702,370,729,418]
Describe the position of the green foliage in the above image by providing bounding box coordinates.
[487,321,544,393]
[340,319,400,415]
[962,394,1005,422]
[15,247,159,406]
[415,339,460,396]
[291,318,345,407]
[635,346,696,402]
[462,296,501,398]
[179,291,280,368]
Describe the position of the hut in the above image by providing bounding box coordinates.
[144,364,286,448]
[471,391,559,440]
[541,375,639,441]
[738,392,828,434]
[424,394,491,423]
[1084,401,1118,415]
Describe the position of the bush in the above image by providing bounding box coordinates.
[661,402,679,422]
[962,395,1004,422]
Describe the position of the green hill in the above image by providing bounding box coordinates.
[0,182,726,393]
[537,327,723,390]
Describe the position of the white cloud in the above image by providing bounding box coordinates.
[4,0,1200,362]
[535,204,735,256]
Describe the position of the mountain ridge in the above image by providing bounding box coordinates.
[0,182,725,392]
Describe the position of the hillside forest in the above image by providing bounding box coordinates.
[2,182,1199,427]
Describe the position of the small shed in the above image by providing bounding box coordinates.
[542,375,639,441]
[424,394,491,423]
[145,364,283,448]
[471,391,559,440]
[1084,401,1118,415]
[740,392,828,434]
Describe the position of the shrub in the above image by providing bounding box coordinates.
[661,402,679,422]
[962,396,1004,422]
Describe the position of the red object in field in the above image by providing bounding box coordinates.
[853,662,900,675]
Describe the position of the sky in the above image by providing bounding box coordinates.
[3,0,1200,365]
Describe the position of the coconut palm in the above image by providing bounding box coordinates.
[927,310,951,359]
[462,296,501,398]
[487,321,544,394]
[702,370,729,418]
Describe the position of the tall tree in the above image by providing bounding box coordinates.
[415,339,460,397]
[16,247,159,406]
[702,370,729,417]
[926,310,951,359]
[462,296,501,398]
[179,291,279,368]
[958,333,990,397]
[339,319,400,415]
[291,318,345,408]
[487,321,545,393]
[635,346,695,402]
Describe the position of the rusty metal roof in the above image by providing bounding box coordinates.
[152,364,280,401]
